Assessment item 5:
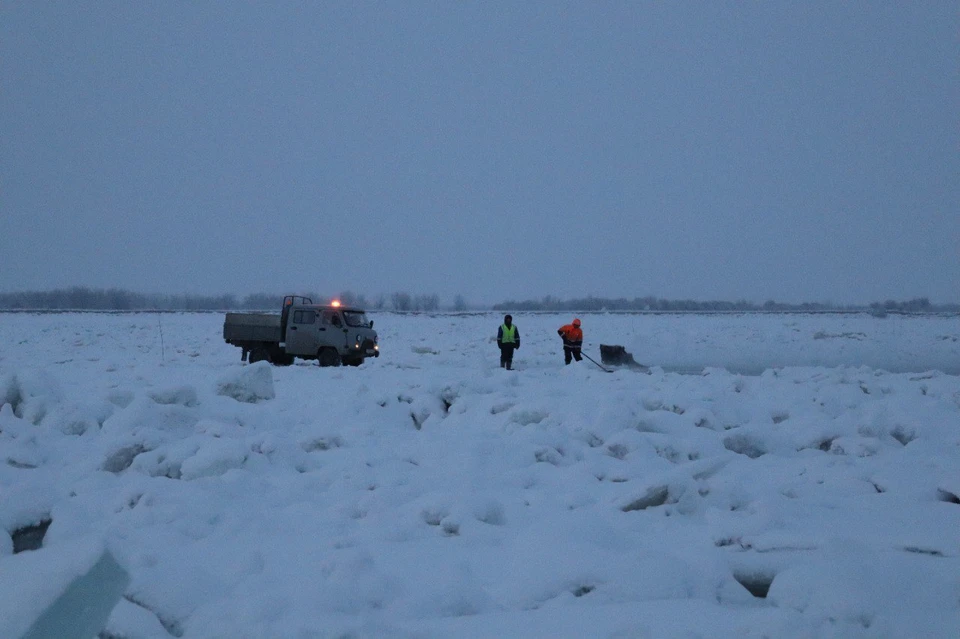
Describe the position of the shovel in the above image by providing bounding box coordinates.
[581,351,613,373]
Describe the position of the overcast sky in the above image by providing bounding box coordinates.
[2,2,957,305]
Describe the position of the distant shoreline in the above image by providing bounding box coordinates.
[2,309,958,318]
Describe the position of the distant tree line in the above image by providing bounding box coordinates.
[494,296,764,312]
[0,287,448,311]
[493,295,959,313]
[0,288,956,313]
[0,288,241,311]
[867,298,939,313]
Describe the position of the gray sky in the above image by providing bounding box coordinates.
[2,2,957,305]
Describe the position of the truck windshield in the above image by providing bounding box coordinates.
[343,311,371,328]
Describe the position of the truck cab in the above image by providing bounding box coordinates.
[280,296,379,366]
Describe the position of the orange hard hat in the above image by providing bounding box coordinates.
[572,318,581,327]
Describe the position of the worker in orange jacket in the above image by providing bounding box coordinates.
[557,318,583,365]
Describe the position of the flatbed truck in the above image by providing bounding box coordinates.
[223,296,379,367]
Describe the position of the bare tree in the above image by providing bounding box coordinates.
[413,294,440,311]
[391,292,412,311]
[339,291,368,308]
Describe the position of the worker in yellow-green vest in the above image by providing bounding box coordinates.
[497,314,520,370]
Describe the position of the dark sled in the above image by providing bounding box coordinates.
[600,344,650,373]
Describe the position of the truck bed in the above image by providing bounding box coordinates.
[223,313,283,343]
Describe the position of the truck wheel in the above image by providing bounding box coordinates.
[318,348,341,367]
[249,347,271,364]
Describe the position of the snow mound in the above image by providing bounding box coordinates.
[215,362,275,403]
[0,539,129,639]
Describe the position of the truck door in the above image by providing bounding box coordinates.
[321,310,348,350]
[286,308,319,355]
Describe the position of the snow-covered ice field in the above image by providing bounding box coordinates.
[1,311,959,638]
